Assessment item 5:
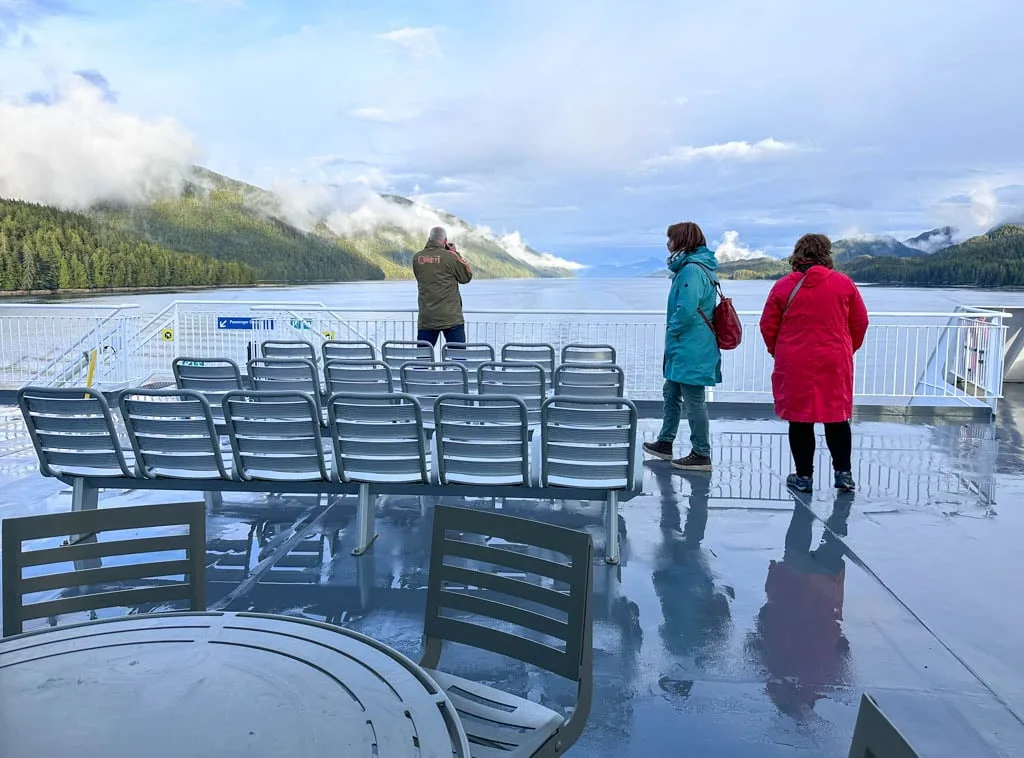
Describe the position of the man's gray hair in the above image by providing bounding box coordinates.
[428,226,447,244]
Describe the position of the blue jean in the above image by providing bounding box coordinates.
[658,380,711,456]
[417,324,466,347]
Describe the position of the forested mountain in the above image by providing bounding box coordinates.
[95,168,572,283]
[845,224,1024,286]
[0,199,255,291]
[717,257,789,280]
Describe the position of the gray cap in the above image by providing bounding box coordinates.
[428,226,447,244]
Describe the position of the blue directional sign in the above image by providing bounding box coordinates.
[217,317,275,330]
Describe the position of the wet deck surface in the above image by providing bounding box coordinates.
[2,392,1024,756]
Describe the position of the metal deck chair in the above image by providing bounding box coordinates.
[222,390,330,482]
[119,389,230,482]
[17,387,133,511]
[552,364,625,400]
[442,342,496,378]
[560,343,617,366]
[501,343,556,391]
[477,361,546,428]
[434,394,531,486]
[400,362,470,428]
[322,339,376,363]
[1,501,206,637]
[261,339,318,363]
[324,359,394,396]
[247,357,324,421]
[382,340,434,373]
[172,357,244,425]
[421,504,594,757]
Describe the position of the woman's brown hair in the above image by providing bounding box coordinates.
[667,222,707,254]
[789,233,834,271]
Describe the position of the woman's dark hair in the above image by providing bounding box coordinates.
[667,222,707,254]
[789,233,834,271]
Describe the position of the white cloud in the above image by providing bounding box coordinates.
[350,106,419,123]
[0,75,198,209]
[375,26,441,58]
[491,230,584,271]
[969,182,999,229]
[643,138,803,170]
[714,230,765,262]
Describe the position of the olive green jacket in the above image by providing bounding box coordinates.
[412,241,473,329]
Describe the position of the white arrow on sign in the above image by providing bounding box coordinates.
[218,319,228,328]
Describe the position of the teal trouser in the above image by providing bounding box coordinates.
[658,380,711,456]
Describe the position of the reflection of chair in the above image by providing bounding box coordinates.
[1,501,206,637]
[421,504,594,758]
[848,693,920,758]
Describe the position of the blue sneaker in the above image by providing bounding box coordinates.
[786,473,813,493]
[834,471,856,492]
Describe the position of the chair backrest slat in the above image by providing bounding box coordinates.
[324,359,394,396]
[120,389,229,480]
[322,340,376,363]
[173,358,243,420]
[17,388,131,479]
[424,505,593,682]
[561,343,617,365]
[223,391,328,482]
[262,340,317,362]
[434,394,530,485]
[541,397,638,490]
[327,392,429,484]
[1,501,206,637]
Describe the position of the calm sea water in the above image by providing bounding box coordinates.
[36,278,1024,315]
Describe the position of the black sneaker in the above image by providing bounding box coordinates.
[834,471,856,492]
[787,473,813,493]
[671,452,713,471]
[643,440,674,461]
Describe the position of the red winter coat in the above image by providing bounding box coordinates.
[759,267,869,423]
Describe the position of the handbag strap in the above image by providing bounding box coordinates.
[682,261,725,300]
[782,274,805,317]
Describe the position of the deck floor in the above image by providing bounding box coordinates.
[2,391,1023,756]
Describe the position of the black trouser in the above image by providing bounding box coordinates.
[788,421,852,477]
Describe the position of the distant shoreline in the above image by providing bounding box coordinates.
[0,283,264,301]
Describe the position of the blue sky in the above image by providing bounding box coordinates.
[2,0,1024,265]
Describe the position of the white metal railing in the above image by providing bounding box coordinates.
[0,304,142,388]
[0,300,1009,410]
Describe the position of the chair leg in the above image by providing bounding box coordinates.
[71,479,98,512]
[605,491,620,565]
[351,483,378,556]
[204,490,223,509]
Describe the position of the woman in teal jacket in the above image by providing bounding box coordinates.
[643,221,722,471]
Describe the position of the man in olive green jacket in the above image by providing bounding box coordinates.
[413,226,473,346]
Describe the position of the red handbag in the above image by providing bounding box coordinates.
[686,263,743,350]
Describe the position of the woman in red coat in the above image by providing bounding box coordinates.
[759,234,869,493]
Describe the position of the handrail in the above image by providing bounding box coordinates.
[24,308,134,386]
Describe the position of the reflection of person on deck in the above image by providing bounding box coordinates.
[650,466,733,667]
[747,494,853,717]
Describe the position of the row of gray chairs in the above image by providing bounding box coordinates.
[262,339,617,375]
[18,388,642,491]
[174,357,626,428]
